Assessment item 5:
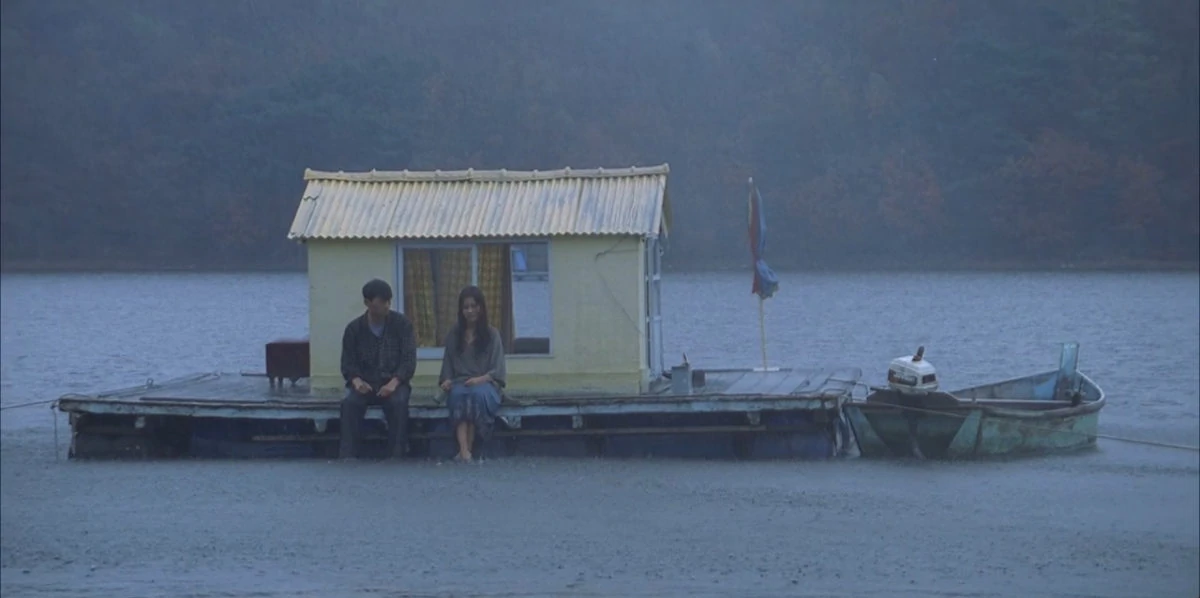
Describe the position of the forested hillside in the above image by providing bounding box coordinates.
[2,0,1197,271]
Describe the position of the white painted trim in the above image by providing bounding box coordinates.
[644,235,665,378]
[394,242,404,313]
[470,246,479,285]
[544,239,554,355]
[414,348,554,362]
[397,241,478,248]
[393,237,553,246]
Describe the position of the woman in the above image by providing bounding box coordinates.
[439,285,506,462]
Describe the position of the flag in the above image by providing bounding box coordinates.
[748,178,780,299]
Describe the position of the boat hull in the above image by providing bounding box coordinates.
[844,364,1105,460]
[845,400,1101,459]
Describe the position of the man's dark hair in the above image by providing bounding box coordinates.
[362,278,393,302]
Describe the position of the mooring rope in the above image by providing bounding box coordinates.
[0,374,212,412]
[0,400,64,461]
[0,398,59,411]
[2,391,135,411]
[852,386,1200,453]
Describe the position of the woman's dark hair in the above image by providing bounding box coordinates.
[456,285,491,354]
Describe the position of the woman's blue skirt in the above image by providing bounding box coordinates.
[446,382,502,438]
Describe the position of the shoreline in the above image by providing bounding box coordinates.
[664,259,1200,274]
[2,259,1197,275]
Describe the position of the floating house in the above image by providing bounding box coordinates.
[53,163,865,461]
[289,165,671,395]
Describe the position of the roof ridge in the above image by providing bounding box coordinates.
[303,164,669,183]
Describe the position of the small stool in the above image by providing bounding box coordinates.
[265,337,310,387]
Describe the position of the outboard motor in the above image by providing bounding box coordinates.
[887,346,938,395]
[884,346,938,460]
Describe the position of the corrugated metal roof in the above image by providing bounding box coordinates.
[288,164,671,241]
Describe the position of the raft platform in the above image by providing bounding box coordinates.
[55,367,862,461]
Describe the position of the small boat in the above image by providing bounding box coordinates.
[843,342,1105,459]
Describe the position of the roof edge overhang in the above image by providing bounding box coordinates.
[288,231,661,243]
[289,162,671,243]
[303,163,669,183]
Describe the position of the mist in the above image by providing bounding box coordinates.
[2,0,1197,271]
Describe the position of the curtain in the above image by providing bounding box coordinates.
[477,243,515,350]
[403,250,438,347]
[433,248,473,346]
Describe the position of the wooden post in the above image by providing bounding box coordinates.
[758,295,768,370]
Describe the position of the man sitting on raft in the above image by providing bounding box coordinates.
[339,278,417,460]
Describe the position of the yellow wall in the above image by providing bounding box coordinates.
[306,240,397,391]
[306,235,649,395]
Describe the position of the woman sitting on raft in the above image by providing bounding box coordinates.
[438,285,507,462]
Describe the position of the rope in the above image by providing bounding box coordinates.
[0,400,66,460]
[856,394,1200,453]
[1,373,214,412]
[0,398,59,411]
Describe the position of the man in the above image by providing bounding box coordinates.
[339,278,416,459]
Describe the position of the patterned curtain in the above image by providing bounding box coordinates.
[433,248,473,346]
[404,245,512,349]
[403,250,438,347]
[477,243,515,350]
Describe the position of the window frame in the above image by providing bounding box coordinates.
[645,235,665,378]
[394,238,554,361]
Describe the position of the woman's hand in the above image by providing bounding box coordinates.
[464,375,491,386]
[440,379,452,392]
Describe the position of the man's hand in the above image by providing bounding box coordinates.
[439,379,452,392]
[352,377,372,395]
[377,377,400,398]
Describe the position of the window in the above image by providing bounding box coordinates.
[508,243,552,355]
[397,241,552,358]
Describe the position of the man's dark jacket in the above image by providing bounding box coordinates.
[340,310,417,389]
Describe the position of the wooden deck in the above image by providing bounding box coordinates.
[56,367,864,421]
[55,367,863,460]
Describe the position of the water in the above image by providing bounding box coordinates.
[2,271,1197,597]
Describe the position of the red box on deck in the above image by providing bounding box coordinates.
[265,337,310,387]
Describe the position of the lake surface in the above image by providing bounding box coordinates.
[2,270,1198,597]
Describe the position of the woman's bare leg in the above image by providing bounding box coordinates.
[465,423,476,457]
[455,422,471,459]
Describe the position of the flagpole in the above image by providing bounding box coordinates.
[758,294,768,370]
[750,177,768,371]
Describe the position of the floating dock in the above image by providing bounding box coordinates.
[54,367,862,461]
